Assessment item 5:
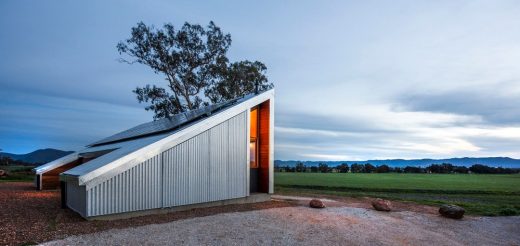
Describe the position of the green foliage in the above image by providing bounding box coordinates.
[205,60,272,103]
[0,156,34,166]
[469,164,518,174]
[295,162,305,172]
[0,165,35,182]
[275,163,518,174]
[376,164,390,173]
[363,163,376,173]
[118,21,273,119]
[337,163,349,173]
[310,166,318,172]
[426,163,455,173]
[318,163,329,173]
[350,163,364,173]
[499,207,519,216]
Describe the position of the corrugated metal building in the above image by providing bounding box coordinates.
[34,90,274,219]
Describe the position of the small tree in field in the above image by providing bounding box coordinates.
[295,162,305,172]
[318,163,329,173]
[376,164,390,173]
[118,21,273,119]
[337,163,349,173]
[310,166,318,172]
[351,163,364,173]
[364,163,376,173]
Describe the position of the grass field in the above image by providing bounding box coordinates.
[275,172,520,216]
[0,165,35,182]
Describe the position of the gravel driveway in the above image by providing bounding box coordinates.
[43,205,520,246]
[0,182,294,245]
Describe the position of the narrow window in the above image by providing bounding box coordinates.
[250,107,259,168]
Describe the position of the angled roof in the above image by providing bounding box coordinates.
[35,89,274,188]
[89,99,237,147]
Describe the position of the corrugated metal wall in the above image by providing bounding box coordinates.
[66,180,87,217]
[85,111,248,217]
[226,112,248,199]
[86,155,162,217]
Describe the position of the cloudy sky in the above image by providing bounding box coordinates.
[1,1,520,160]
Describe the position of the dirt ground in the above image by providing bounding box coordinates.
[0,182,296,245]
[44,205,520,246]
[272,194,440,215]
[2,182,519,245]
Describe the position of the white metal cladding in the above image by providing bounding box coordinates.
[87,155,162,217]
[66,181,87,217]
[76,89,273,186]
[162,111,247,207]
[227,112,248,199]
[86,111,247,217]
[209,120,230,201]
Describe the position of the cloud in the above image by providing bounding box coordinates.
[274,107,520,160]
[0,88,152,153]
[2,0,520,160]
[395,81,520,125]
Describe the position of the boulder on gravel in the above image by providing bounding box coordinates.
[371,198,392,211]
[439,204,465,219]
[309,199,326,208]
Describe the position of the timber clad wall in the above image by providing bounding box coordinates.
[42,159,82,190]
[84,111,248,217]
[258,100,270,193]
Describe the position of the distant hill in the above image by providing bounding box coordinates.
[275,157,520,168]
[0,148,73,165]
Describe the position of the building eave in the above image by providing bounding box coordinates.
[78,89,274,188]
[33,152,80,175]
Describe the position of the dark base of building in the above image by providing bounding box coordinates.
[83,193,271,221]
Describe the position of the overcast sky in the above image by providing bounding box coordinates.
[1,0,520,160]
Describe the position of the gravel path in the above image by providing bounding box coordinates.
[43,206,520,246]
[0,182,295,245]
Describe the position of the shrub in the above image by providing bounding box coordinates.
[351,163,364,173]
[404,166,425,173]
[376,164,391,173]
[499,207,518,216]
[337,164,349,173]
[364,163,376,173]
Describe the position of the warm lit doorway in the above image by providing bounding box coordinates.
[249,107,259,193]
[249,100,271,193]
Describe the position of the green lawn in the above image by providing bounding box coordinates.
[275,172,520,216]
[0,165,35,182]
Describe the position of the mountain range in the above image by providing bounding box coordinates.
[0,148,73,164]
[2,148,520,168]
[275,157,520,168]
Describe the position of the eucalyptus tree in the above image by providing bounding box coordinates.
[118,21,273,119]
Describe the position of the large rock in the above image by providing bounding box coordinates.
[309,199,326,208]
[439,204,465,219]
[371,198,392,211]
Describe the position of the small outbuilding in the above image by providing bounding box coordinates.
[34,89,274,219]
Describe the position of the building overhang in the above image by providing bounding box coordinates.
[78,89,275,188]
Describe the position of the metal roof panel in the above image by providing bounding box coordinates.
[88,98,237,147]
